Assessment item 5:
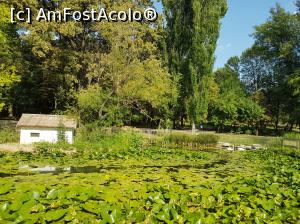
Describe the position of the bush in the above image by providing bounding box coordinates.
[165,133,192,145]
[34,142,67,158]
[129,133,144,151]
[75,126,145,152]
[76,125,108,143]
[164,133,219,146]
[283,132,300,140]
[0,128,19,144]
[194,134,219,145]
[244,129,253,135]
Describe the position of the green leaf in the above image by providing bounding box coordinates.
[18,200,38,221]
[45,209,67,222]
[32,191,40,200]
[47,189,58,200]
[0,183,13,195]
[268,183,280,195]
[82,201,101,215]
[0,202,9,212]
[261,199,275,211]
[132,211,145,222]
[240,205,252,218]
[238,186,253,194]
[10,200,23,212]
[101,211,114,224]
[170,207,179,220]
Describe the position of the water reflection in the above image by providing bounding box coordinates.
[18,165,123,175]
[15,160,229,176]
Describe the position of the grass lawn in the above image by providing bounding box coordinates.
[0,141,299,223]
[129,128,283,147]
[216,133,282,146]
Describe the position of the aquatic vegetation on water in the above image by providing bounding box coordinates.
[0,147,299,223]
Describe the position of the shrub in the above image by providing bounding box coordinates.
[283,132,300,140]
[0,128,19,144]
[164,133,219,146]
[194,134,219,145]
[76,126,108,143]
[34,142,67,158]
[129,133,144,151]
[244,129,253,135]
[75,126,145,151]
[165,133,192,145]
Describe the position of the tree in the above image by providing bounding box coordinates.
[163,0,227,130]
[211,58,243,131]
[9,0,177,126]
[0,3,21,113]
[243,4,300,132]
[0,66,20,112]
[240,47,274,94]
[296,0,300,12]
[210,57,264,134]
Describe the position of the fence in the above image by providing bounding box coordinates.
[0,120,18,129]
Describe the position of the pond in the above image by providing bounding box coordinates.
[0,147,299,223]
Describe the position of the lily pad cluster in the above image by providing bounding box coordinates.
[0,147,299,223]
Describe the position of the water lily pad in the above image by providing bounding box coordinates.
[45,209,67,222]
[0,183,13,195]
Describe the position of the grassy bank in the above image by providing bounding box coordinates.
[217,133,282,146]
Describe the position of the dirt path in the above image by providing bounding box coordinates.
[0,143,34,152]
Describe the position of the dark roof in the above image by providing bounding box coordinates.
[16,114,77,129]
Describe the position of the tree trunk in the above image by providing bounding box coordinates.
[289,122,294,132]
[275,116,279,134]
[192,122,196,133]
[255,126,259,136]
[275,100,280,134]
[181,115,184,128]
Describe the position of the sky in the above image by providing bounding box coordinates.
[215,0,297,69]
[154,0,297,69]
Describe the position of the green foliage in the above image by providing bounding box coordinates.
[0,147,299,223]
[77,85,125,126]
[75,127,144,151]
[57,121,67,143]
[0,128,19,144]
[34,142,67,159]
[211,58,265,133]
[240,3,300,131]
[0,2,21,112]
[163,0,228,128]
[31,129,148,161]
[128,133,144,151]
[283,132,300,140]
[165,133,219,146]
[6,0,177,125]
[0,0,298,134]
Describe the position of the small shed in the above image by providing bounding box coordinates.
[16,114,77,145]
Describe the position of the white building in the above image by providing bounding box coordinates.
[16,114,77,144]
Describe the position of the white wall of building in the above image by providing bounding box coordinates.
[20,128,74,145]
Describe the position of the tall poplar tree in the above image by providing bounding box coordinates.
[163,0,227,130]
